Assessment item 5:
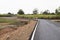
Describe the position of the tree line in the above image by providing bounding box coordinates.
[7,7,60,15]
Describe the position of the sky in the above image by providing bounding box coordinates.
[0,0,60,14]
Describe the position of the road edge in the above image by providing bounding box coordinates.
[30,20,38,40]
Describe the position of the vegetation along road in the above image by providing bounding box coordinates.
[33,19,60,40]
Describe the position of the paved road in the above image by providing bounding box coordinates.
[34,19,60,40]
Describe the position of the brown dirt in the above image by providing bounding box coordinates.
[0,27,16,35]
[0,20,36,40]
[0,23,9,26]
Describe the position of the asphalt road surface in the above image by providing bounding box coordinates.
[34,19,60,40]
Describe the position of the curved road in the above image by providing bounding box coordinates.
[34,19,60,40]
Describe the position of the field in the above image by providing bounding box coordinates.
[0,17,37,40]
[0,17,29,29]
[17,14,60,19]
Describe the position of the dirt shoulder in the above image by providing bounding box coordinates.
[0,20,37,40]
[50,19,60,22]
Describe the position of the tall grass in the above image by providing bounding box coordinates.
[17,14,60,19]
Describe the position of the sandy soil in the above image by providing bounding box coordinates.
[0,20,36,40]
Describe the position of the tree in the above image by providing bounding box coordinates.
[51,12,55,15]
[17,9,24,15]
[33,8,38,14]
[8,12,12,15]
[42,10,50,14]
[55,7,60,15]
[55,9,58,13]
[7,12,14,17]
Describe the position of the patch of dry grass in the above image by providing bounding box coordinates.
[0,20,37,40]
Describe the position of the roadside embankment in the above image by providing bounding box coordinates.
[0,20,37,40]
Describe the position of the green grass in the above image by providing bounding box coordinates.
[0,17,28,25]
[17,14,60,19]
[0,18,16,23]
[0,14,14,17]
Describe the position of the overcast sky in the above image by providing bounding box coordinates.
[0,0,60,14]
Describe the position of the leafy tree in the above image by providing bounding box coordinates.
[51,13,55,15]
[55,7,60,15]
[8,12,12,15]
[42,10,50,14]
[33,8,38,14]
[55,9,58,13]
[17,9,24,15]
